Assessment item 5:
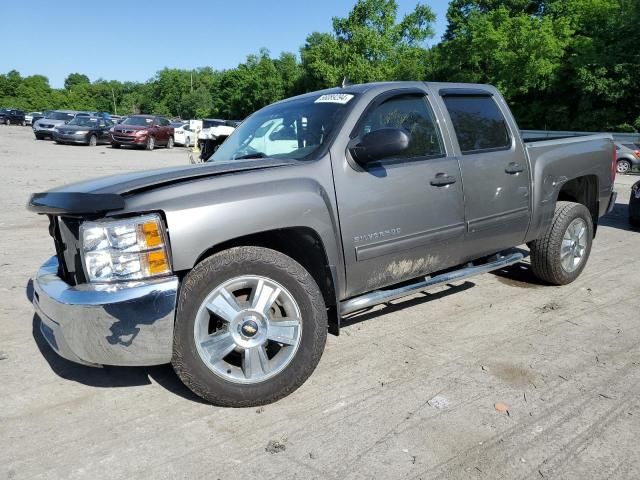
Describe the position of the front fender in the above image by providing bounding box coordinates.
[118,162,344,293]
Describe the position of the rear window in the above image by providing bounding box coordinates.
[443,96,511,154]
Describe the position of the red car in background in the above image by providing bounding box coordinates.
[110,115,174,150]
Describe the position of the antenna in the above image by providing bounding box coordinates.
[341,77,351,88]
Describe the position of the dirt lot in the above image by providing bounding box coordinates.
[1,124,639,480]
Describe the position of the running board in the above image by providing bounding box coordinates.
[339,251,526,316]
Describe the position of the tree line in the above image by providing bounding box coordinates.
[1,0,638,132]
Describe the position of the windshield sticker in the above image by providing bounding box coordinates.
[314,94,354,105]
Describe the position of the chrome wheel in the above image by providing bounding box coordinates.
[194,275,302,384]
[617,160,631,174]
[561,218,587,272]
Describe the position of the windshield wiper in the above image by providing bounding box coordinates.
[234,152,268,160]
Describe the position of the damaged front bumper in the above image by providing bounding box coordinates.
[33,256,178,367]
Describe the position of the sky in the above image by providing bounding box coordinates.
[1,0,450,88]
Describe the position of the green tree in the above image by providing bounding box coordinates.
[301,0,436,89]
[64,73,90,90]
[15,75,52,110]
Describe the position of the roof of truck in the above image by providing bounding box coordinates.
[272,81,499,107]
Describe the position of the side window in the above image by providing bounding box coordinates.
[159,118,170,126]
[442,95,511,154]
[357,94,444,160]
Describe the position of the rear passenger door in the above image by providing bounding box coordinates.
[438,90,530,256]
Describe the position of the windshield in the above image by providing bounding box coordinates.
[211,94,354,161]
[46,111,75,121]
[122,116,154,126]
[68,117,99,127]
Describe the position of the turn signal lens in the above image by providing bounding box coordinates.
[142,221,162,248]
[146,250,170,276]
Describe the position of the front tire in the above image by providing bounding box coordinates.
[530,201,593,285]
[172,246,328,407]
[5,119,10,125]
[111,142,121,149]
[146,136,155,151]
[88,134,97,147]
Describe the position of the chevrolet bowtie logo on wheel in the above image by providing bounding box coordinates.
[241,321,259,337]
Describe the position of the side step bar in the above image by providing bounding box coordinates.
[339,250,525,316]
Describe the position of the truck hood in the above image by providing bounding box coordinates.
[28,158,298,215]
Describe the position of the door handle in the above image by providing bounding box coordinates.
[430,173,457,187]
[505,162,524,174]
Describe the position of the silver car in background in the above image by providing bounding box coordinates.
[33,110,91,140]
[615,142,640,174]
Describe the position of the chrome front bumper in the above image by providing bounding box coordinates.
[33,256,178,367]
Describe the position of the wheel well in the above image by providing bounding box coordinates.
[557,175,599,234]
[193,227,338,314]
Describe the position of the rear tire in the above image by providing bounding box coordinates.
[166,136,174,149]
[21,120,26,126]
[172,246,328,407]
[530,201,593,285]
[5,119,10,125]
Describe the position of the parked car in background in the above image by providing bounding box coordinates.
[198,119,236,159]
[110,115,123,124]
[630,180,640,228]
[53,116,114,146]
[30,111,51,126]
[615,143,640,174]
[0,108,26,125]
[197,119,236,148]
[173,123,194,146]
[25,112,42,126]
[33,111,91,139]
[110,115,174,150]
[28,81,617,407]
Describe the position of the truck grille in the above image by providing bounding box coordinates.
[48,215,85,285]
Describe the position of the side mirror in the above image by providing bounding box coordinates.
[349,128,410,165]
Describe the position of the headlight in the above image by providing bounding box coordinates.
[80,213,171,282]
[136,130,148,136]
[75,130,89,135]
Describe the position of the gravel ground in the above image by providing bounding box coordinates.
[1,125,639,480]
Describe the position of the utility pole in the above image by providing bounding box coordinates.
[111,87,117,115]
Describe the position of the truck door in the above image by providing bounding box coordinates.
[333,91,467,298]
[438,90,531,257]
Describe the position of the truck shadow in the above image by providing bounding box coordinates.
[599,203,637,232]
[31,313,207,404]
[341,281,476,327]
[491,261,548,288]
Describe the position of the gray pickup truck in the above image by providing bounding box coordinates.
[29,82,617,406]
